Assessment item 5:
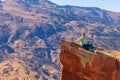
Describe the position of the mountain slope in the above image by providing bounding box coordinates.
[0,0,120,79]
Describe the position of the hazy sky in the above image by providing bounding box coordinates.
[50,0,120,12]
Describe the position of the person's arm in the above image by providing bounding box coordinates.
[75,37,82,45]
[75,37,81,42]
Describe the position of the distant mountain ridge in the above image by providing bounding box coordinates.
[0,0,120,79]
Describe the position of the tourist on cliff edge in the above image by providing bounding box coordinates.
[75,33,94,52]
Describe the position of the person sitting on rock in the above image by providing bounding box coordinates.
[75,33,94,52]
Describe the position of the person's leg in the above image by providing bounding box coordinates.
[86,44,90,50]
[82,44,86,50]
[88,44,94,52]
[82,44,89,50]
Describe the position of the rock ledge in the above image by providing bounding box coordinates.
[60,40,120,80]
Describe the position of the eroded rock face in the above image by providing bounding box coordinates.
[60,40,120,80]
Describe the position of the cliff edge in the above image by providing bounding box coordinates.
[60,40,120,80]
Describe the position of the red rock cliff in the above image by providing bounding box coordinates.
[60,40,120,80]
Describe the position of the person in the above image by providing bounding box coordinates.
[75,33,94,52]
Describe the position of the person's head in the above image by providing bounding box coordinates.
[82,33,85,37]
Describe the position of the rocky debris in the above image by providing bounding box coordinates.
[60,40,120,80]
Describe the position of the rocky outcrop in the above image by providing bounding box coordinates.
[60,40,120,80]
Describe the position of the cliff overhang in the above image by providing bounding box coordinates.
[60,40,120,80]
